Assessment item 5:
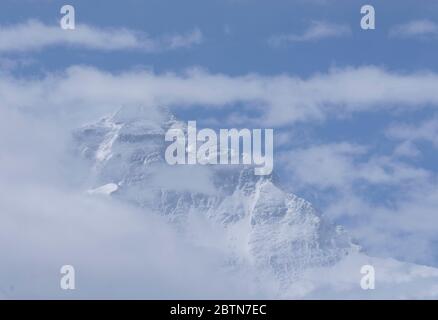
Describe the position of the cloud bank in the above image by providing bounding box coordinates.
[2,62,438,297]
[0,106,275,299]
[2,65,438,126]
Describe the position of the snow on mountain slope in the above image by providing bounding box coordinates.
[74,105,438,298]
[87,183,118,195]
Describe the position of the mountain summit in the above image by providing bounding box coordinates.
[74,106,438,298]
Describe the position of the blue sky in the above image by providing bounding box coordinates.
[2,0,438,74]
[2,0,438,268]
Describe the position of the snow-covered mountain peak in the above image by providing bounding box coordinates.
[73,105,357,288]
[69,105,438,298]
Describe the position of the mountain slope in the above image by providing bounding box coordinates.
[74,106,438,298]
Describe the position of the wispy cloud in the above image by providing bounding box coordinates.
[279,142,430,191]
[278,139,438,265]
[387,116,438,148]
[268,21,351,45]
[0,20,202,52]
[389,20,438,38]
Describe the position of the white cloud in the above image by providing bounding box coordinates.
[0,57,35,71]
[393,140,421,158]
[0,20,202,52]
[269,21,351,45]
[279,142,431,191]
[387,116,438,148]
[278,139,438,266]
[2,65,438,127]
[289,253,438,299]
[279,143,366,189]
[389,20,438,38]
[0,106,275,299]
[346,182,438,265]
[2,61,438,296]
[0,184,273,298]
[2,101,438,298]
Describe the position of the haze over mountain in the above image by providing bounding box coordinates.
[73,105,438,298]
